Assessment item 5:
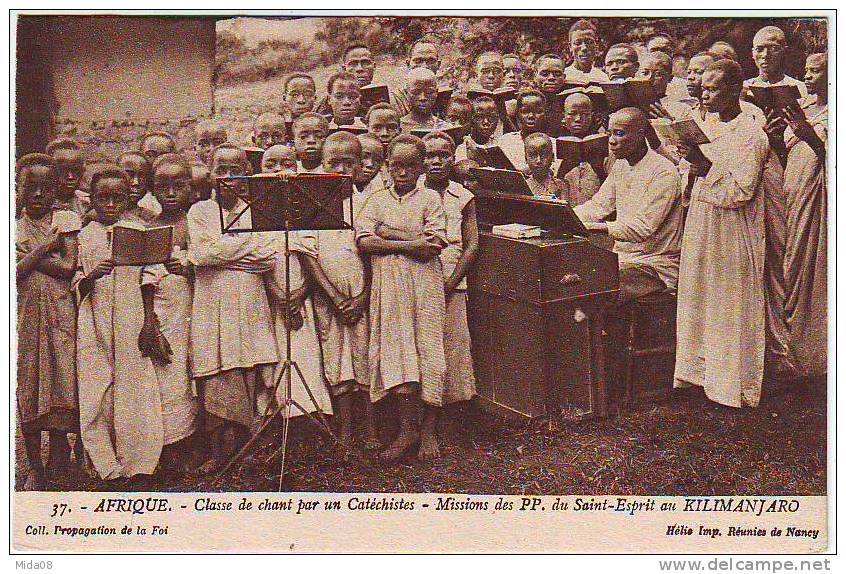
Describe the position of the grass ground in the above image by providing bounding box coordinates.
[15,378,826,495]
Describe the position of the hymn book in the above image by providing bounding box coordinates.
[465,139,519,171]
[466,86,518,104]
[600,78,660,111]
[746,84,802,112]
[469,167,533,196]
[359,84,391,108]
[650,117,710,146]
[409,123,466,144]
[111,224,173,266]
[554,133,610,163]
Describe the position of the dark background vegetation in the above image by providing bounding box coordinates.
[216,16,828,87]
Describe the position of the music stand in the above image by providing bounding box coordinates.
[213,172,363,490]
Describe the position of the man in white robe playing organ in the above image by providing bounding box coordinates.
[573,107,683,411]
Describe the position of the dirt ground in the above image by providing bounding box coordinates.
[15,378,826,496]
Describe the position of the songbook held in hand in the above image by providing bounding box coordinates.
[555,133,610,163]
[746,84,802,112]
[469,167,533,196]
[111,224,173,266]
[600,78,660,111]
[360,84,391,108]
[557,85,608,110]
[465,139,519,171]
[466,87,518,104]
[650,117,710,146]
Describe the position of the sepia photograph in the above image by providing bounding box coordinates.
[9,9,833,554]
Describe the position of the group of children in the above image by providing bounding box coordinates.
[17,19,828,489]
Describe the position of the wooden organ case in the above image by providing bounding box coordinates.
[468,192,620,420]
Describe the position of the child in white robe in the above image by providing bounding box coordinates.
[294,132,376,448]
[422,132,479,443]
[356,135,448,462]
[187,144,278,472]
[74,166,164,481]
[139,154,200,473]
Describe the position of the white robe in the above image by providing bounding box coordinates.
[674,112,768,407]
[574,149,683,289]
[75,219,164,478]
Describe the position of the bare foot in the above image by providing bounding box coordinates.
[379,430,419,463]
[418,431,440,461]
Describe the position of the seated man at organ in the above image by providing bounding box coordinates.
[572,107,684,411]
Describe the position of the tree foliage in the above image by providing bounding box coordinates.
[216,16,828,87]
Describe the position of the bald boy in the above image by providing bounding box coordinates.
[744,26,807,97]
[604,43,639,81]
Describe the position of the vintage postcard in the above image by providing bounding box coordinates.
[8,9,834,556]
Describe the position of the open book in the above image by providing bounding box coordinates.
[466,87,517,104]
[746,84,802,112]
[111,224,173,266]
[600,78,659,111]
[557,85,608,110]
[465,139,518,171]
[650,117,710,146]
[555,133,609,163]
[469,167,533,196]
[360,84,391,109]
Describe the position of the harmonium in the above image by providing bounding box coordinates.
[468,190,619,420]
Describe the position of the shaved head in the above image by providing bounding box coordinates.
[610,107,648,133]
[564,92,592,110]
[754,26,787,47]
[406,66,437,89]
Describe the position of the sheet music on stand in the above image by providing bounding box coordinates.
[216,172,353,234]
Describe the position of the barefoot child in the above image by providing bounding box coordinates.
[294,131,376,448]
[74,165,165,480]
[46,138,89,217]
[356,134,448,462]
[257,145,332,425]
[187,144,278,472]
[421,133,479,435]
[292,112,329,173]
[139,154,201,473]
[524,132,568,200]
[16,154,82,489]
